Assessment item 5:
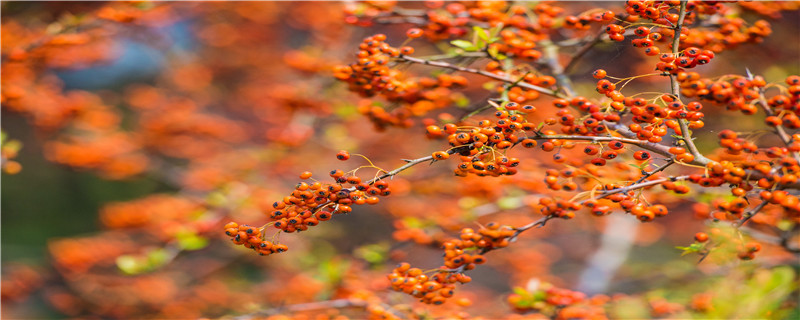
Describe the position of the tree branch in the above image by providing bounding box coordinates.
[669,1,711,164]
[397,55,564,98]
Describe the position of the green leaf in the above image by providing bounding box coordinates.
[512,287,529,296]
[354,243,390,266]
[147,248,170,266]
[206,191,227,207]
[776,219,794,231]
[497,196,522,210]
[116,255,141,275]
[455,95,470,108]
[489,23,504,38]
[532,290,547,301]
[488,45,499,58]
[334,103,358,118]
[451,40,476,51]
[677,243,705,256]
[474,26,489,41]
[403,217,424,228]
[175,230,209,251]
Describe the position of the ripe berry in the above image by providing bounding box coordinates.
[406,28,423,38]
[336,150,350,161]
[633,150,651,160]
[432,151,449,160]
[593,69,607,79]
[694,232,709,242]
[608,140,624,150]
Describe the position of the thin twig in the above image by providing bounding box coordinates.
[511,215,556,242]
[398,55,564,98]
[530,134,675,161]
[634,158,676,184]
[366,145,471,185]
[752,87,800,164]
[596,176,689,199]
[736,201,770,227]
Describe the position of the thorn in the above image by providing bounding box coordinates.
[745,67,753,80]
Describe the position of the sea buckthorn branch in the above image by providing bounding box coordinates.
[224,146,474,256]
[397,54,563,98]
[388,174,693,305]
[536,25,707,170]
[753,87,800,164]
[634,158,675,184]
[376,144,472,182]
[596,176,688,199]
[509,215,557,242]
[530,134,674,160]
[736,200,770,227]
[668,0,709,165]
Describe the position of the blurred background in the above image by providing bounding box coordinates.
[2,1,799,319]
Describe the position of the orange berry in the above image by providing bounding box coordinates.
[694,232,709,242]
[336,150,350,161]
[406,28,423,38]
[593,69,607,79]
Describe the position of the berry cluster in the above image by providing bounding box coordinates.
[442,223,514,269]
[333,34,467,130]
[680,74,800,116]
[545,96,617,136]
[426,102,542,176]
[739,1,800,18]
[652,47,716,72]
[490,28,546,61]
[344,2,470,40]
[759,191,800,218]
[682,17,772,52]
[609,1,772,56]
[591,73,706,149]
[225,152,392,255]
[507,281,596,317]
[266,166,390,233]
[387,263,469,305]
[687,227,765,261]
[623,0,701,23]
[391,219,435,245]
[223,222,287,256]
[543,168,579,192]
[333,34,415,97]
[345,2,568,41]
[538,197,581,220]
[583,189,672,222]
[565,10,616,30]
[388,222,517,305]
